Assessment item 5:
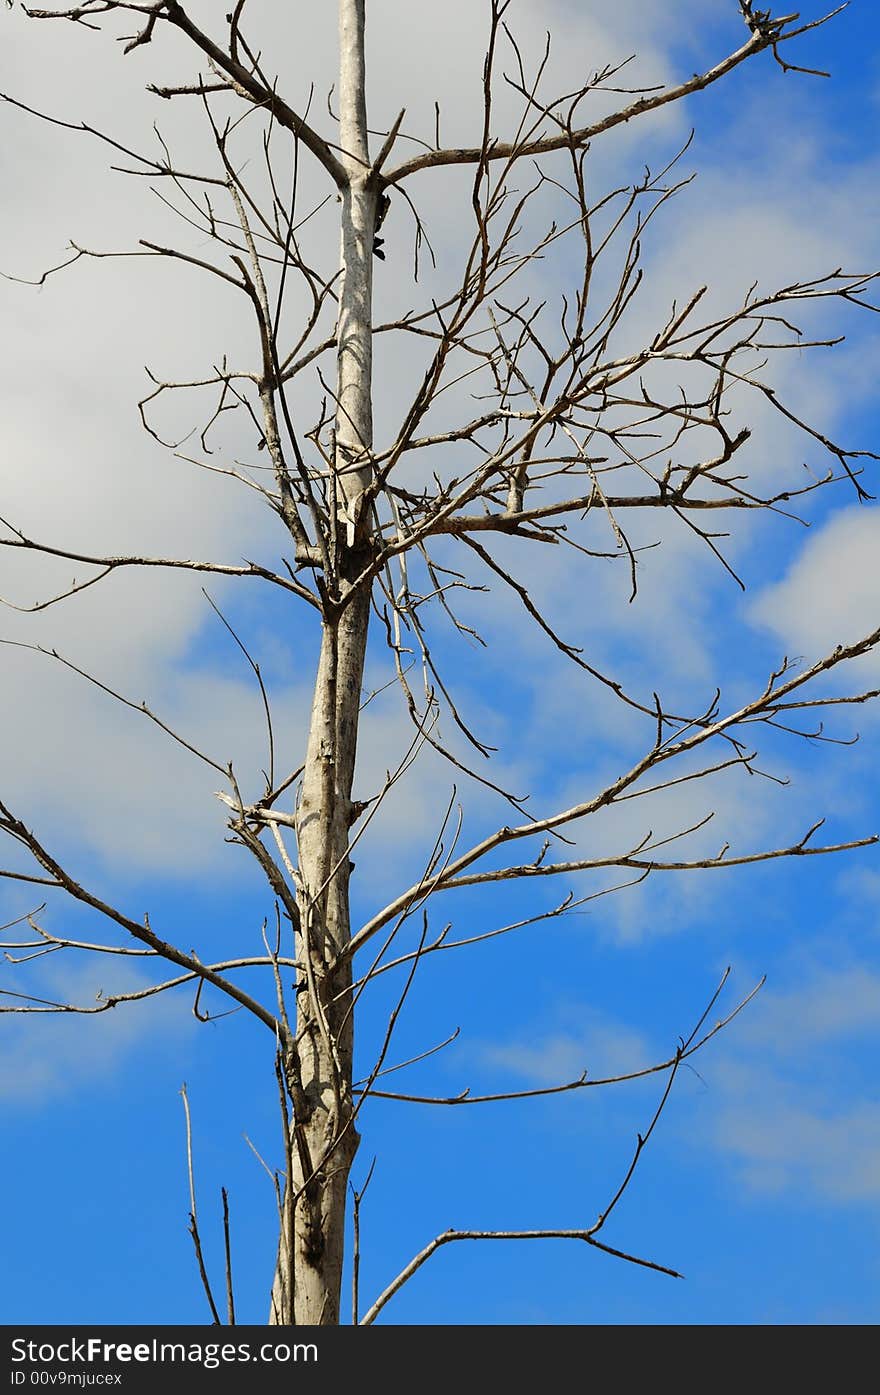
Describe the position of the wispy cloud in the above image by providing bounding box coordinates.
[750,506,880,678]
[473,960,880,1205]
[710,1075,880,1203]
[477,1007,653,1085]
[696,962,880,1203]
[0,958,193,1103]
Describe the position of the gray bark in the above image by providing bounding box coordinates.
[269,0,375,1325]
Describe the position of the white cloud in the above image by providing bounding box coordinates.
[0,630,314,875]
[837,864,880,912]
[1,0,877,910]
[696,962,880,1203]
[474,959,880,1205]
[742,963,880,1051]
[710,1077,880,1203]
[750,505,880,669]
[0,956,193,1102]
[479,1012,652,1085]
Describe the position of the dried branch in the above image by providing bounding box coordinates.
[382,13,813,184]
[350,1156,376,1326]
[221,1186,236,1326]
[0,518,318,609]
[360,967,750,1322]
[180,1083,222,1326]
[4,0,877,1329]
[0,796,284,1035]
[350,626,880,957]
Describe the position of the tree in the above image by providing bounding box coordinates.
[1,0,877,1326]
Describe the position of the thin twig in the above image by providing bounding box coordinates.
[180,1084,222,1325]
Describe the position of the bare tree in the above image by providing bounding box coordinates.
[1,0,877,1326]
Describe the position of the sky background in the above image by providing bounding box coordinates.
[1,0,879,1325]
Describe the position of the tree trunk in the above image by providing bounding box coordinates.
[269,584,371,1325]
[269,0,375,1325]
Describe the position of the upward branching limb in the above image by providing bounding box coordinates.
[349,622,880,959]
[2,0,877,1330]
[0,797,285,1037]
[0,525,320,611]
[22,0,350,184]
[380,7,841,185]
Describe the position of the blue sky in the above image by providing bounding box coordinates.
[1,0,879,1325]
